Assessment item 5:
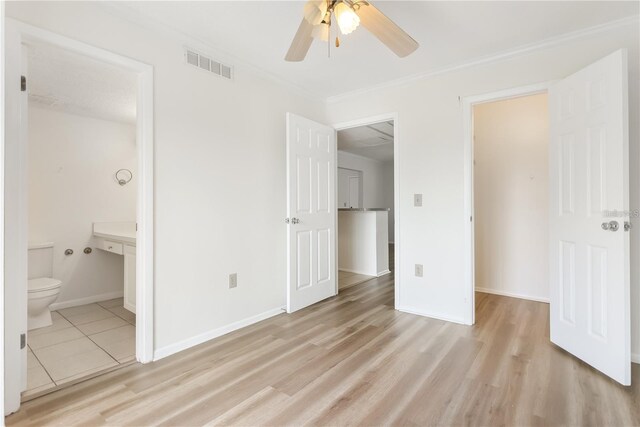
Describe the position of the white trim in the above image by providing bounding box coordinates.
[49,291,125,311]
[1,1,6,418]
[332,113,400,311]
[377,269,392,277]
[326,16,639,104]
[632,353,640,364]
[5,19,155,373]
[153,307,285,361]
[338,268,374,276]
[475,287,550,304]
[397,306,466,325]
[462,81,553,326]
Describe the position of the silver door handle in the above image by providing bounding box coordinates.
[602,220,619,231]
[285,218,290,224]
[291,218,300,224]
[625,221,632,231]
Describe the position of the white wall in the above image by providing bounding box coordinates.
[6,1,326,354]
[28,105,136,306]
[337,151,395,242]
[473,94,549,302]
[326,21,640,357]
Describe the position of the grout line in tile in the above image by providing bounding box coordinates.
[29,346,55,387]
[23,302,137,398]
[105,306,136,325]
[83,333,122,366]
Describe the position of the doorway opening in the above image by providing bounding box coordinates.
[473,93,550,308]
[4,20,154,414]
[335,119,396,292]
[22,40,139,400]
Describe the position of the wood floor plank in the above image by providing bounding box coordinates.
[6,272,640,426]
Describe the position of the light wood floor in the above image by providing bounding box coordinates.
[7,275,640,426]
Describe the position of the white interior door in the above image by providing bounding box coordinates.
[549,49,630,385]
[286,113,336,313]
[4,24,29,414]
[348,176,360,208]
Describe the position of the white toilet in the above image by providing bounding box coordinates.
[28,243,62,330]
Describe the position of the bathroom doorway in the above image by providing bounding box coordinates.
[23,39,139,399]
[4,20,154,414]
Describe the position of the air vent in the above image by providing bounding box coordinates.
[185,48,233,81]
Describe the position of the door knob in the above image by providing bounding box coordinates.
[291,218,300,224]
[601,220,619,231]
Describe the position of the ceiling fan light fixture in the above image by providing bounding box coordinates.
[303,0,328,25]
[312,22,331,41]
[334,2,360,35]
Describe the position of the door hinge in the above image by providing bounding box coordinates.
[20,333,26,349]
[470,216,473,222]
[21,75,26,92]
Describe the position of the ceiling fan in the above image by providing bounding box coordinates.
[285,0,419,62]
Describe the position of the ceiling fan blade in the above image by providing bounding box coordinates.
[356,3,419,58]
[285,18,315,62]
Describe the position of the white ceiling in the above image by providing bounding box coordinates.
[27,41,137,124]
[115,1,639,99]
[338,121,394,161]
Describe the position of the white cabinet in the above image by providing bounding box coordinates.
[338,210,389,276]
[93,222,136,314]
[123,244,136,313]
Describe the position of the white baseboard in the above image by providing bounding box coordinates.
[377,269,392,277]
[50,290,124,311]
[153,306,286,361]
[475,287,550,304]
[397,305,467,325]
[338,267,376,276]
[632,353,640,364]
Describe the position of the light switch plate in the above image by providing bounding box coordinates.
[415,264,423,277]
[229,273,238,288]
[414,194,423,207]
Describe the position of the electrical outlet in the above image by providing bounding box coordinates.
[414,193,423,207]
[415,264,423,277]
[229,273,238,288]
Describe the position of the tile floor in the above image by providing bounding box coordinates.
[338,270,375,289]
[25,298,135,398]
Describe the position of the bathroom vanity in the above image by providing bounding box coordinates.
[338,208,390,277]
[93,222,136,313]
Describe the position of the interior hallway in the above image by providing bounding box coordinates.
[8,270,640,425]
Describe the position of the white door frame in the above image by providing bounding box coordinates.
[332,113,399,307]
[1,1,7,417]
[4,19,154,409]
[461,82,553,325]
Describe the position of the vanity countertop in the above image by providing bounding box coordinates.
[93,221,136,244]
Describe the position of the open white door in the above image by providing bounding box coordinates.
[549,49,630,385]
[286,113,336,313]
[4,22,29,414]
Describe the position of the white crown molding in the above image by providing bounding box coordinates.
[326,15,640,104]
[98,2,324,103]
